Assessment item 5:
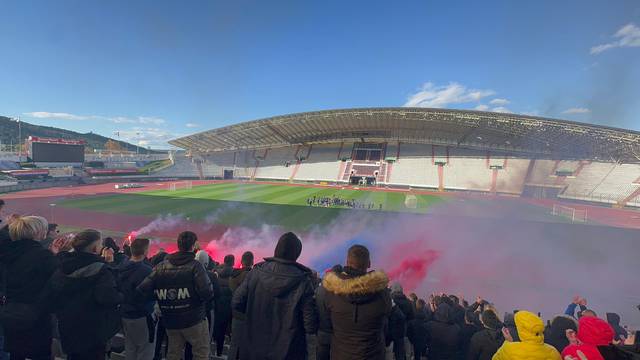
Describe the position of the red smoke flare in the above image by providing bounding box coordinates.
[387,250,440,291]
[125,231,138,246]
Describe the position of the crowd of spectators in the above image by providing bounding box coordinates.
[0,198,638,360]
[306,195,383,210]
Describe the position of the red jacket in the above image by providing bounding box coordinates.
[562,316,614,360]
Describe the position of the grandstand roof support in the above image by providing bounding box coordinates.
[171,108,640,163]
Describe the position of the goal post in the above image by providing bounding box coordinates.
[552,204,588,223]
[168,180,193,191]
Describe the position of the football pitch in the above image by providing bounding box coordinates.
[59,182,446,231]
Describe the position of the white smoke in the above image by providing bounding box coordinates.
[136,213,186,235]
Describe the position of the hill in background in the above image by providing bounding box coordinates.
[0,116,160,154]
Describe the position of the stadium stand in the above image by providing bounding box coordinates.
[494,158,531,194]
[293,144,342,182]
[526,159,561,187]
[560,162,617,199]
[254,146,298,180]
[387,144,439,188]
[445,154,493,192]
[153,153,200,178]
[560,163,640,205]
[0,160,20,171]
[151,107,640,206]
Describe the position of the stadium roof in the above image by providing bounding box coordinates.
[170,108,640,162]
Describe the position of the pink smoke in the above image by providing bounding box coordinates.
[387,250,440,291]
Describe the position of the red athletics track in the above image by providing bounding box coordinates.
[3,180,640,237]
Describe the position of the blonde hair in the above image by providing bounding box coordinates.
[9,216,49,241]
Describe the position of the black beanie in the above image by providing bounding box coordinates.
[481,309,501,330]
[274,232,302,261]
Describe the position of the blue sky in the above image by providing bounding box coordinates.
[1,0,639,148]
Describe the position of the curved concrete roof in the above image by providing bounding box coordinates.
[170,108,640,162]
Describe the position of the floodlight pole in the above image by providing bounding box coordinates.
[16,117,22,160]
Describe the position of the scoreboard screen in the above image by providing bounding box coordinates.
[31,142,85,163]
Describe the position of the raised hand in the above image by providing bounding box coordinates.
[578,298,587,306]
[564,350,588,360]
[50,237,67,254]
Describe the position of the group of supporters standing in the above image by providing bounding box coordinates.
[0,208,257,360]
[0,198,638,360]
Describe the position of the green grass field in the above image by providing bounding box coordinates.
[59,182,445,231]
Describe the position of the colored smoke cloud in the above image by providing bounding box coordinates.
[136,213,186,235]
[131,198,640,326]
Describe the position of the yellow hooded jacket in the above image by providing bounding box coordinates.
[492,311,561,360]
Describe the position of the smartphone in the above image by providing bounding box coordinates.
[635,330,640,345]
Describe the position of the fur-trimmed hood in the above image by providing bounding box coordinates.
[322,268,389,299]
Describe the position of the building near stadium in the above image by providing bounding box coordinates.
[166,108,640,208]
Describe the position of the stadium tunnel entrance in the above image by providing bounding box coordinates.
[349,175,376,186]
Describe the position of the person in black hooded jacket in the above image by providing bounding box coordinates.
[137,231,213,360]
[458,310,480,359]
[408,300,429,360]
[228,251,254,360]
[232,232,318,360]
[45,229,124,360]
[467,309,503,360]
[426,302,461,360]
[544,315,577,353]
[390,282,414,359]
[0,216,58,360]
[321,245,392,360]
[213,254,235,357]
[118,237,156,360]
[606,312,628,343]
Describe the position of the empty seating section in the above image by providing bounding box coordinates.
[445,155,492,191]
[232,150,257,178]
[388,144,438,188]
[561,162,616,199]
[294,144,341,182]
[202,152,236,177]
[386,143,399,159]
[154,155,200,177]
[527,160,557,186]
[254,147,297,180]
[495,158,531,194]
[488,155,506,168]
[589,164,640,203]
[433,145,447,163]
[556,160,581,173]
[153,144,640,207]
[559,163,640,204]
[338,142,355,160]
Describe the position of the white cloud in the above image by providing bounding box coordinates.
[24,111,165,125]
[491,106,512,113]
[24,111,89,120]
[591,23,640,54]
[473,104,512,113]
[404,82,495,108]
[114,127,182,148]
[186,123,199,128]
[138,117,166,125]
[562,107,591,114]
[489,98,510,106]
